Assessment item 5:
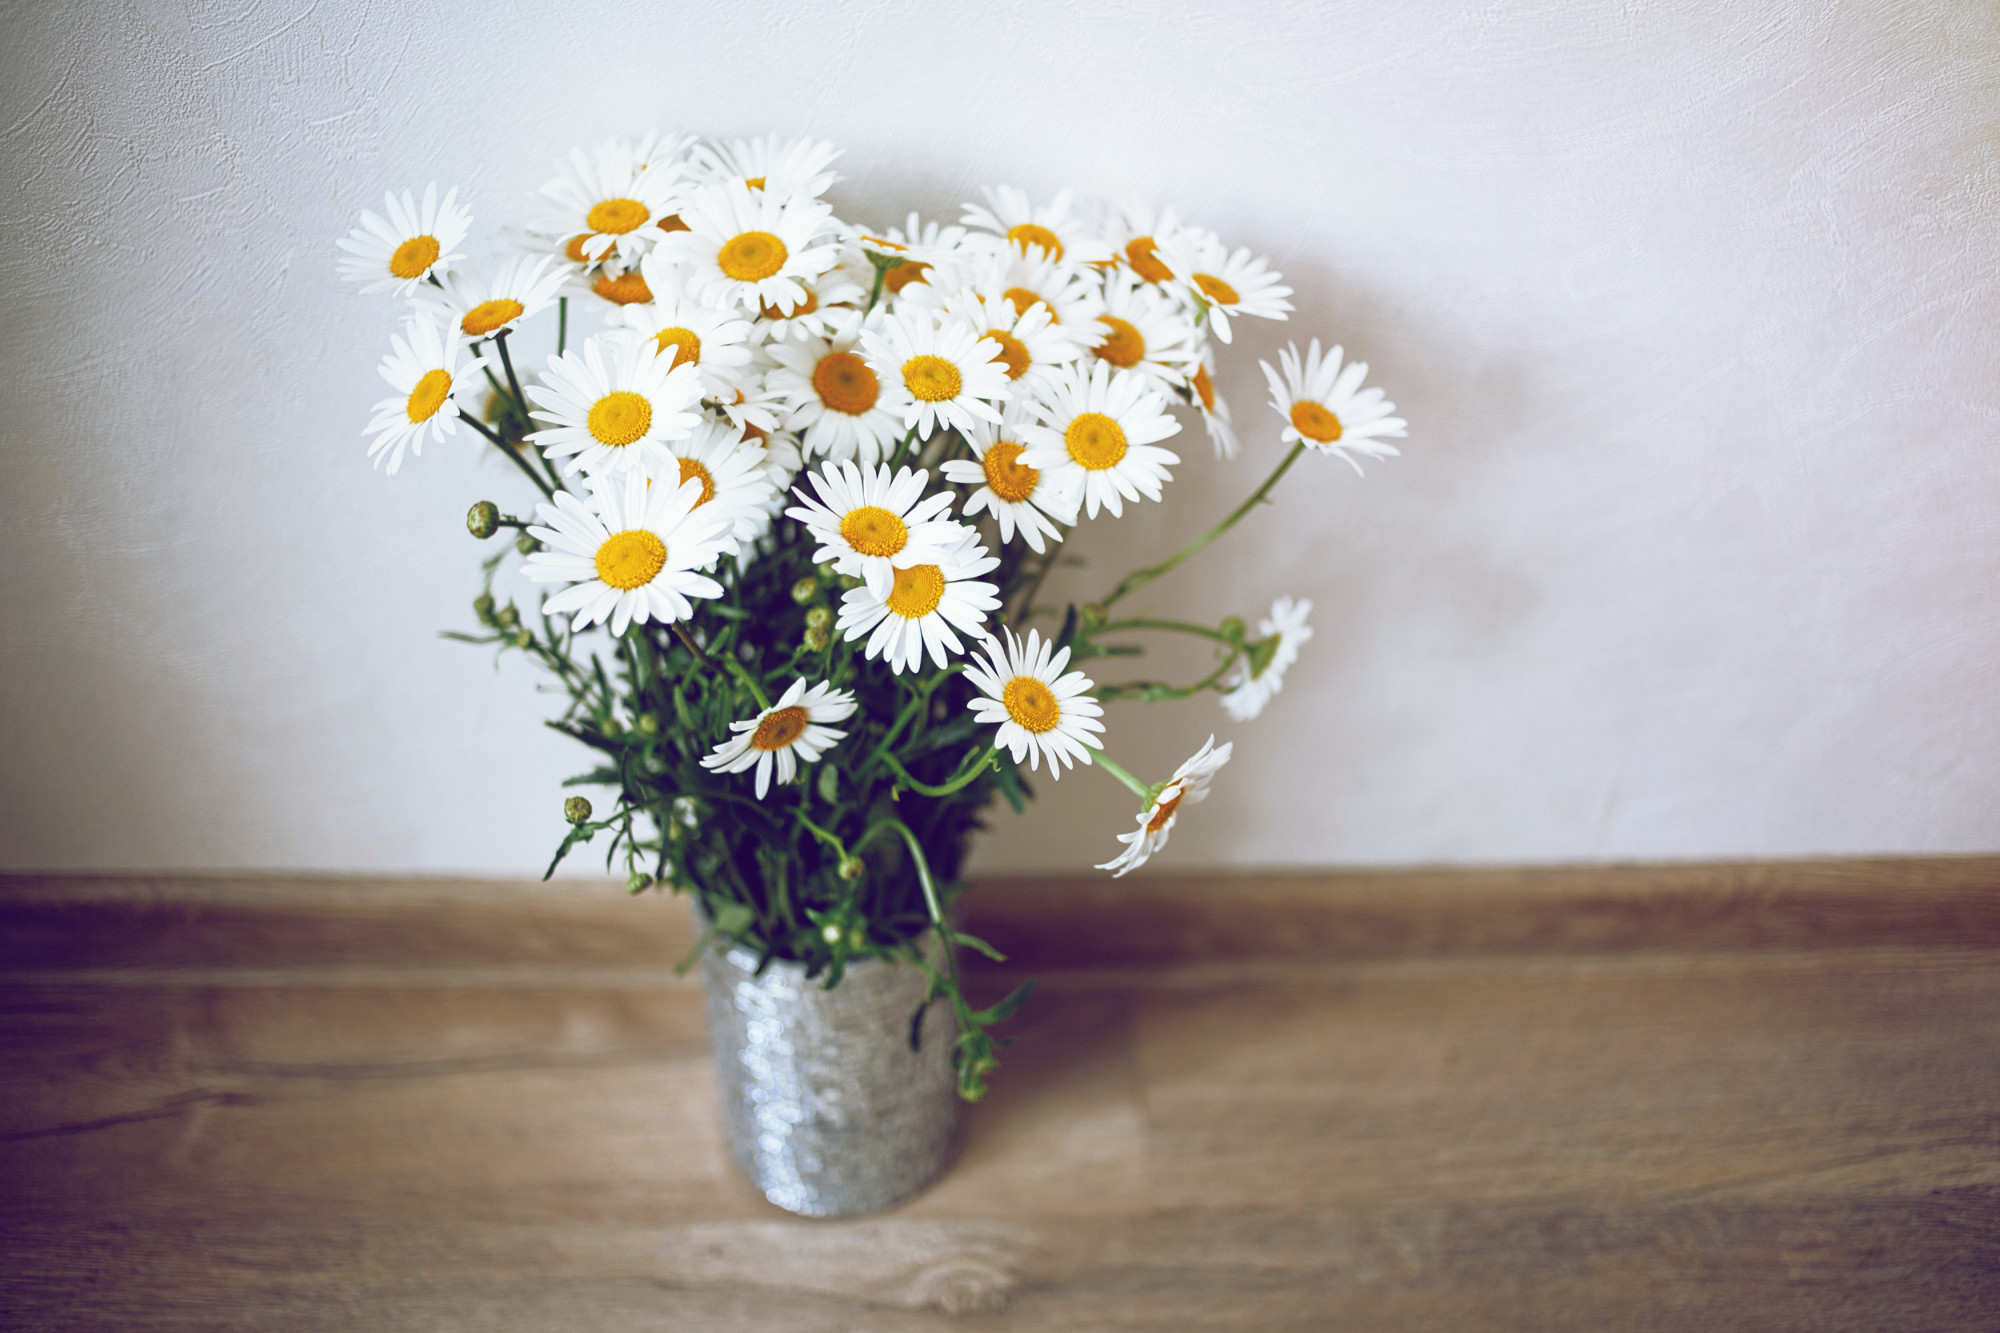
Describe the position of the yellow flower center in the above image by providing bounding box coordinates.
[1289,400,1343,443]
[981,440,1038,503]
[1064,412,1127,471]
[903,354,962,403]
[659,214,690,233]
[405,368,452,422]
[587,391,652,447]
[592,270,652,305]
[884,260,930,293]
[1125,236,1171,283]
[460,298,526,338]
[839,505,908,558]
[1191,364,1216,410]
[1194,272,1240,306]
[718,230,788,282]
[390,235,440,280]
[1007,223,1064,260]
[564,234,596,264]
[861,235,905,251]
[1001,676,1061,733]
[750,704,809,750]
[586,198,650,235]
[653,326,702,369]
[677,457,716,507]
[760,289,818,320]
[886,564,946,619]
[1003,287,1054,321]
[984,328,1030,379]
[812,351,880,415]
[1094,316,1146,369]
[743,175,767,191]
[595,529,667,590]
[1145,787,1185,833]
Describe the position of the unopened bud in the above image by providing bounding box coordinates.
[802,624,831,652]
[516,532,539,556]
[838,856,865,882]
[511,628,531,648]
[634,712,659,737]
[791,577,820,605]
[496,603,520,628]
[804,605,832,631]
[563,796,592,825]
[466,501,500,539]
[601,716,624,738]
[1219,615,1246,642]
[627,871,652,894]
[473,592,496,623]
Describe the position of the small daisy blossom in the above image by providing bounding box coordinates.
[931,287,1088,400]
[941,414,1076,553]
[534,139,691,271]
[623,254,762,398]
[835,527,1001,674]
[764,319,911,464]
[661,417,780,545]
[1105,200,1188,285]
[1261,339,1406,470]
[417,254,567,341]
[1156,230,1293,344]
[700,678,857,799]
[1186,344,1240,460]
[521,469,734,635]
[960,185,1112,265]
[689,134,842,200]
[336,184,470,295]
[786,459,961,599]
[1091,274,1201,392]
[917,247,1107,339]
[653,180,840,316]
[964,628,1104,777]
[1221,596,1313,721]
[755,265,867,342]
[1097,736,1234,878]
[1019,360,1182,520]
[362,314,483,474]
[526,332,702,478]
[868,211,976,299]
[859,305,1010,440]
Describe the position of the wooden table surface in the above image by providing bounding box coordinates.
[3,859,1996,1330]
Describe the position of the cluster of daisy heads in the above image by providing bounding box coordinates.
[340,130,1406,881]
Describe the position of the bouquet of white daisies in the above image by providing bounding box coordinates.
[338,132,1404,1097]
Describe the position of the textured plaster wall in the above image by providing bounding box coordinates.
[1,1,1996,875]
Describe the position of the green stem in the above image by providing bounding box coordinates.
[1094,617,1236,645]
[1095,646,1244,703]
[883,745,995,799]
[675,622,768,710]
[557,297,569,356]
[865,265,887,312]
[1091,752,1154,801]
[1100,440,1307,610]
[459,409,554,499]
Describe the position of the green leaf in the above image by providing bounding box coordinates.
[711,901,754,937]
[949,930,1008,963]
[970,979,1035,1027]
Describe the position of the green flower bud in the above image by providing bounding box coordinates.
[516,531,539,556]
[466,501,500,539]
[804,605,832,631]
[634,712,659,737]
[511,627,532,648]
[563,796,593,826]
[791,577,820,605]
[473,592,496,623]
[496,603,520,628]
[838,855,865,882]
[1219,616,1247,643]
[601,716,624,738]
[627,871,652,894]
[802,624,831,652]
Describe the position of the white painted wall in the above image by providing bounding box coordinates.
[2,1,1995,875]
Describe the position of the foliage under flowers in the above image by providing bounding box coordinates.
[340,132,1406,1098]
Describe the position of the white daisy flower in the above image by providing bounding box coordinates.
[756,266,867,342]
[362,314,483,474]
[526,332,702,478]
[1187,343,1240,460]
[1105,200,1187,286]
[336,184,470,295]
[964,628,1103,777]
[763,318,913,464]
[1221,596,1313,722]
[715,368,793,442]
[622,255,762,399]
[920,247,1107,339]
[1019,360,1182,520]
[931,287,1088,400]
[534,139,692,272]
[785,459,961,599]
[416,254,567,342]
[1097,736,1233,878]
[940,414,1076,553]
[662,417,780,545]
[859,306,1010,440]
[521,470,734,635]
[835,528,1001,675]
[699,678,857,799]
[960,185,1112,266]
[1260,339,1407,470]
[1155,231,1293,344]
[1091,274,1200,391]
[689,134,842,200]
[587,266,658,309]
[652,181,840,317]
[868,212,977,300]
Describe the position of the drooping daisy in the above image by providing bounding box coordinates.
[700,678,856,799]
[964,628,1103,777]
[661,417,780,545]
[1221,596,1313,722]
[417,254,567,342]
[1155,231,1293,344]
[930,287,1088,401]
[689,134,842,201]
[869,211,977,299]
[521,469,735,635]
[622,255,762,399]
[652,180,839,317]
[940,414,1076,553]
[1090,274,1200,392]
[336,184,471,295]
[960,185,1112,266]
[534,140,691,272]
[1097,736,1233,878]
[1105,200,1188,286]
[858,306,1010,440]
[1260,339,1407,470]
[756,266,867,342]
[764,321,911,463]
[1018,360,1183,520]
[835,528,1001,674]
[526,332,703,478]
[785,459,961,599]
[362,314,483,474]
[1186,343,1240,460]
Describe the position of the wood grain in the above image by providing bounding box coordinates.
[2,859,1996,1329]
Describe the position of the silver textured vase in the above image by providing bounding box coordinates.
[698,915,959,1217]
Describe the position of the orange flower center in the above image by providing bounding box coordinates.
[903,354,962,403]
[390,235,440,280]
[760,289,818,320]
[884,260,931,293]
[718,230,787,282]
[1002,286,1054,321]
[677,457,716,507]
[595,529,666,590]
[1145,788,1185,833]
[460,298,526,338]
[1002,676,1061,733]
[586,198,650,235]
[750,705,808,750]
[1094,316,1146,369]
[592,270,652,305]
[406,368,451,422]
[839,505,908,558]
[1191,364,1216,411]
[1194,273,1240,305]
[1006,223,1064,260]
[653,326,701,369]
[812,351,879,415]
[587,391,652,447]
[981,440,1038,503]
[1125,236,1171,283]
[984,328,1030,379]
[1289,401,1343,443]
